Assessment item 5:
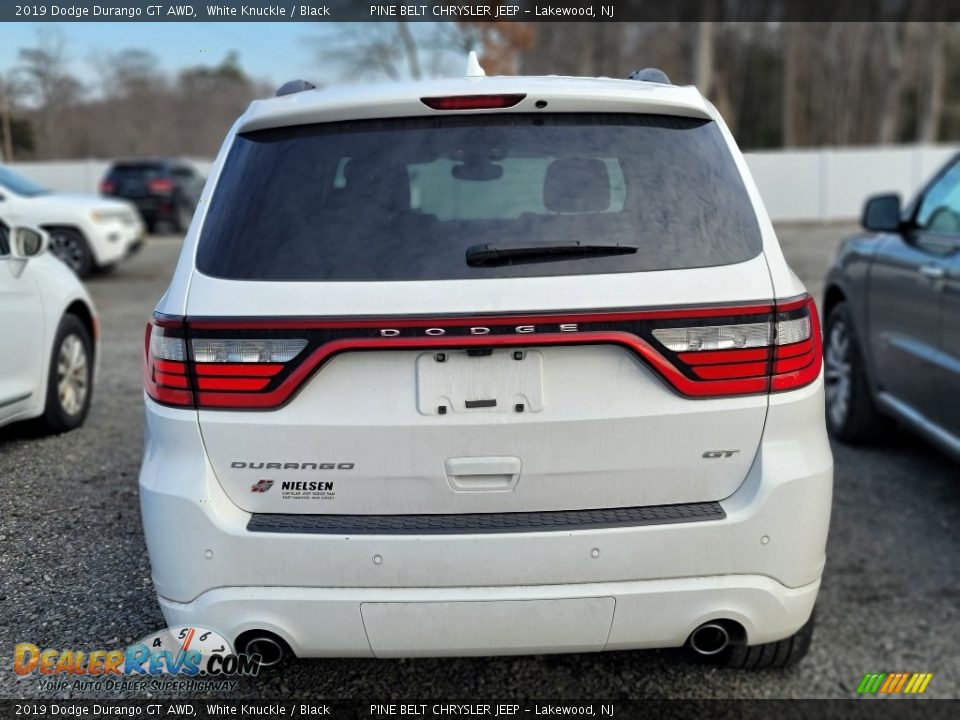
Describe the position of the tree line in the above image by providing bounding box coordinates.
[464,21,960,149]
[0,31,270,162]
[2,22,958,162]
[327,20,960,150]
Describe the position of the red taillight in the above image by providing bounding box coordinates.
[144,319,194,408]
[420,94,526,111]
[144,298,822,411]
[99,180,115,193]
[654,294,822,395]
[770,296,823,392]
[147,178,175,194]
[144,316,308,410]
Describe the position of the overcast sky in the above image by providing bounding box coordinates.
[0,22,462,91]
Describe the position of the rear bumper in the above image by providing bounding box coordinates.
[127,197,176,223]
[140,376,832,656]
[158,575,820,658]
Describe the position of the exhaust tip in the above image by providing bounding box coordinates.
[689,622,731,656]
[237,632,287,668]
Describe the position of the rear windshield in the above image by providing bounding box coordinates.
[108,163,166,179]
[197,113,761,281]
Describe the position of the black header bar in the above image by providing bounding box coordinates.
[3,0,960,23]
[0,700,958,719]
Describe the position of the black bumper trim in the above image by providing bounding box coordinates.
[246,502,725,535]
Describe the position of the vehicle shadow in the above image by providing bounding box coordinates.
[0,420,46,446]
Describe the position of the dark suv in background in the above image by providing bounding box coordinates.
[100,160,203,234]
[824,154,960,460]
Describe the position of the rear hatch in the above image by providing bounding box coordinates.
[154,110,787,515]
[102,163,167,203]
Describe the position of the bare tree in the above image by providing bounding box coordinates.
[172,52,272,156]
[457,22,534,75]
[518,23,637,78]
[15,28,85,158]
[316,23,466,82]
[88,49,174,157]
[0,74,18,162]
[693,21,714,97]
[917,22,947,142]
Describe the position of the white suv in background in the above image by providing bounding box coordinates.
[140,63,832,669]
[0,220,98,433]
[0,165,144,277]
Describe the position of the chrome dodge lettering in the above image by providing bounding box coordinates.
[377,323,580,337]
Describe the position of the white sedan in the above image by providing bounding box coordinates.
[0,165,144,277]
[0,220,98,434]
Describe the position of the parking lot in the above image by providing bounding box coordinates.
[1,224,958,700]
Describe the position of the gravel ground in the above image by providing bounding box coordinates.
[1,225,958,700]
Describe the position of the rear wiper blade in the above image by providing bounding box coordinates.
[466,241,638,267]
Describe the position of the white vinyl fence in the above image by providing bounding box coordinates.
[743,144,957,221]
[6,145,958,223]
[5,159,213,196]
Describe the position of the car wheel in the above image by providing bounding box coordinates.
[48,228,94,277]
[35,315,94,435]
[173,202,193,234]
[823,302,887,443]
[718,612,815,669]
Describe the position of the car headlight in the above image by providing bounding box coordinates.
[91,209,132,223]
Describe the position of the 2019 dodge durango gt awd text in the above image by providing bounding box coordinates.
[139,62,833,669]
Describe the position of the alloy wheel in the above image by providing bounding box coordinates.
[49,232,84,272]
[824,319,852,429]
[57,334,89,417]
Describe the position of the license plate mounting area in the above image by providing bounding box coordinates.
[416,349,544,416]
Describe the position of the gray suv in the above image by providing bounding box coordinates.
[824,155,960,460]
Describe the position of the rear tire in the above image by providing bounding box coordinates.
[823,302,887,443]
[173,201,193,234]
[34,315,94,435]
[48,228,94,278]
[716,612,815,669]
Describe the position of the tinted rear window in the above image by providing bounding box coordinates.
[108,163,166,179]
[197,114,761,281]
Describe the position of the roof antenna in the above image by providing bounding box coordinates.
[465,51,486,78]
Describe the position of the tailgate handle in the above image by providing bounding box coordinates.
[444,456,521,492]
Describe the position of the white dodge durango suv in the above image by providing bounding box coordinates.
[140,63,832,668]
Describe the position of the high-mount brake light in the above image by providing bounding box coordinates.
[143,296,822,410]
[420,94,526,110]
